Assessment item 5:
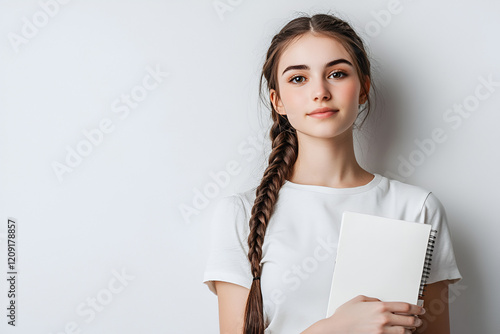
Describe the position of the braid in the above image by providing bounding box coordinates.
[243,117,298,334]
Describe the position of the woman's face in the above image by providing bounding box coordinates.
[270,32,369,141]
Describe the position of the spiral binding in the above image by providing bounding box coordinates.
[418,229,437,298]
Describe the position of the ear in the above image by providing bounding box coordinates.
[359,75,371,105]
[270,89,286,115]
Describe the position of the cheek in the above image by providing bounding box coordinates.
[281,88,304,111]
[338,82,360,104]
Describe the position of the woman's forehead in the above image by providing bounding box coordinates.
[278,33,352,72]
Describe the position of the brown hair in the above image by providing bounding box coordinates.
[243,12,374,333]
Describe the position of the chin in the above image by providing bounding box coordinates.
[299,127,353,140]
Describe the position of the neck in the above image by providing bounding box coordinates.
[289,127,373,188]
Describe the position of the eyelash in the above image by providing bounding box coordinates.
[289,71,348,84]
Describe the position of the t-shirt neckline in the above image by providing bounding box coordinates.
[282,173,382,195]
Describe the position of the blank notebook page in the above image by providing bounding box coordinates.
[326,211,431,318]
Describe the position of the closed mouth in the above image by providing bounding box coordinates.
[308,108,338,116]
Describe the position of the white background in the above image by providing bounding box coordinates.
[0,0,498,333]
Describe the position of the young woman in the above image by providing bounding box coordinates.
[203,13,462,334]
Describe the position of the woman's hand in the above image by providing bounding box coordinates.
[320,295,425,334]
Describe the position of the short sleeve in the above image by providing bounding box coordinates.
[420,192,462,284]
[202,194,253,295]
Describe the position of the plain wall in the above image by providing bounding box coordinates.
[0,0,498,333]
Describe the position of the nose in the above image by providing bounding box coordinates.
[312,78,331,101]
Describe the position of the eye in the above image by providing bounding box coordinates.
[289,75,306,84]
[329,71,347,79]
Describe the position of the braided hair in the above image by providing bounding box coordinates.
[243,12,373,333]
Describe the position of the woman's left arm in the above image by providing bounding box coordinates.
[416,280,451,334]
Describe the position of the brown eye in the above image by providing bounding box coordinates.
[290,75,306,84]
[329,71,347,79]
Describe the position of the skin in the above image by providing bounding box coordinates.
[215,281,248,333]
[270,32,373,188]
[416,280,451,334]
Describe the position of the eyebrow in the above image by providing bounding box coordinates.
[281,58,353,76]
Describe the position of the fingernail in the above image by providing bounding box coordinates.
[420,307,426,315]
[416,318,423,326]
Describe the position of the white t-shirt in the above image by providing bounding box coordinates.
[203,173,462,333]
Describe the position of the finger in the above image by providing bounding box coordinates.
[381,301,424,316]
[383,327,412,334]
[386,313,423,328]
[356,295,381,302]
[403,325,417,332]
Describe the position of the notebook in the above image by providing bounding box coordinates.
[326,211,436,318]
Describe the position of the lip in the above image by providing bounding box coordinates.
[307,107,338,118]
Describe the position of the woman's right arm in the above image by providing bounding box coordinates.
[214,281,250,334]
[302,295,425,334]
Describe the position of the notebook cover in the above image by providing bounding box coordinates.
[326,211,431,318]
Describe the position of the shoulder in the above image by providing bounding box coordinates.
[214,185,255,210]
[237,186,257,211]
[379,175,431,206]
[210,187,256,231]
[212,193,247,222]
[377,175,447,219]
